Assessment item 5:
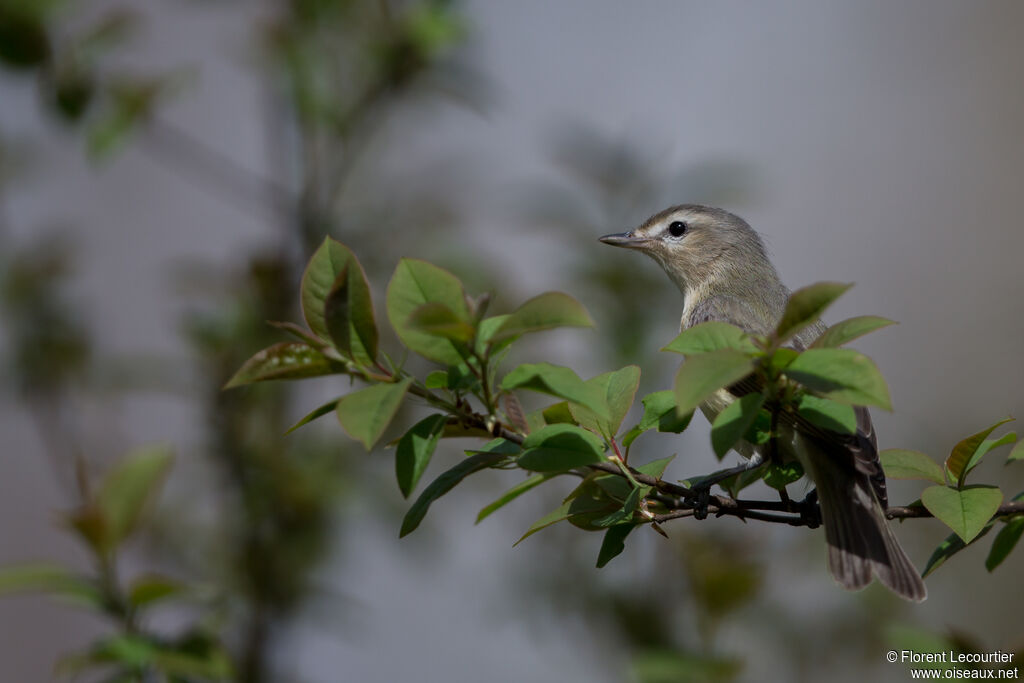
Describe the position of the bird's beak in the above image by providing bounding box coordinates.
[598,231,649,249]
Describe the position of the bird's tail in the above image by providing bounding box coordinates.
[811,456,927,602]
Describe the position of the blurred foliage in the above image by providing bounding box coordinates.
[1,0,475,681]
[176,254,351,682]
[0,235,90,397]
[0,445,235,681]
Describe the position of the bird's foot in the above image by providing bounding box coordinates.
[799,489,821,528]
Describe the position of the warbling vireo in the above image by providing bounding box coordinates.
[600,204,926,602]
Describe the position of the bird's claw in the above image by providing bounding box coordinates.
[799,489,821,528]
[688,482,713,520]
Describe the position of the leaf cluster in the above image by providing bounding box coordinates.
[226,243,1024,576]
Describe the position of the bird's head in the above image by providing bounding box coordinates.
[599,204,772,294]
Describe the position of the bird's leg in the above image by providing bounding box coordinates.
[777,485,792,510]
[687,453,767,519]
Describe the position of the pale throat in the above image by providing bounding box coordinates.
[659,259,720,331]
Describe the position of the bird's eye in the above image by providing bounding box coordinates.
[668,221,687,237]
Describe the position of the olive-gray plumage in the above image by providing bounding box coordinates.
[600,204,926,602]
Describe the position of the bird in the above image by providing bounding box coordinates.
[599,204,927,602]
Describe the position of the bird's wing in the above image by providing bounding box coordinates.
[691,297,887,505]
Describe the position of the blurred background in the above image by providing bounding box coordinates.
[2,1,1023,681]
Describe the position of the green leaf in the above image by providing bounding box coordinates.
[224,342,339,388]
[540,401,576,426]
[476,473,556,523]
[672,349,755,416]
[784,348,891,410]
[285,398,339,434]
[514,500,572,545]
[303,238,377,363]
[985,517,1024,572]
[422,370,446,389]
[128,574,183,608]
[766,347,800,374]
[400,451,510,537]
[763,461,804,491]
[628,391,693,447]
[466,438,523,457]
[395,414,447,498]
[810,315,896,349]
[475,314,513,355]
[490,292,593,344]
[568,365,641,439]
[592,484,650,528]
[921,522,997,578]
[97,445,174,548]
[0,564,102,608]
[796,394,857,435]
[775,281,852,344]
[635,455,676,480]
[946,417,1015,487]
[596,524,635,568]
[500,363,610,419]
[386,258,471,364]
[963,433,1016,481]
[710,393,765,459]
[662,321,759,355]
[335,378,413,450]
[921,485,1003,543]
[880,449,945,485]
[517,424,606,472]
[1008,439,1024,464]
[406,302,475,343]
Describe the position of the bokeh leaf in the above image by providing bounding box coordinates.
[96,445,174,548]
[0,564,102,608]
[128,574,184,608]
